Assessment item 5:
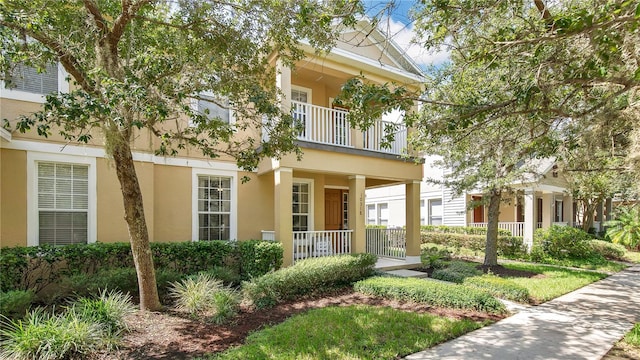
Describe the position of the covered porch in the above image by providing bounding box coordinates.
[257,156,423,266]
[467,187,573,248]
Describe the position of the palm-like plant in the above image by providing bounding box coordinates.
[606,206,640,250]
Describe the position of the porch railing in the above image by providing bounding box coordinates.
[363,120,407,154]
[293,230,353,262]
[292,100,351,147]
[470,222,525,237]
[366,228,406,260]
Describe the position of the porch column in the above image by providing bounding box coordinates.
[596,201,605,231]
[605,198,613,221]
[523,190,536,251]
[542,193,553,228]
[351,129,364,150]
[348,175,366,253]
[405,181,421,262]
[275,168,293,266]
[276,59,292,112]
[563,195,573,226]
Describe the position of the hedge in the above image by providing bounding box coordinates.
[421,232,527,257]
[243,253,377,308]
[463,275,530,303]
[0,240,282,295]
[421,225,512,236]
[354,276,506,314]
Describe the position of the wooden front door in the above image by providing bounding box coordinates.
[325,189,344,230]
[472,196,484,223]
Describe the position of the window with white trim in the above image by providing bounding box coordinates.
[378,203,389,226]
[366,204,376,225]
[429,199,443,225]
[292,182,310,231]
[194,94,232,124]
[1,63,68,103]
[420,200,426,225]
[291,86,311,138]
[197,175,232,240]
[37,162,88,246]
[554,199,564,223]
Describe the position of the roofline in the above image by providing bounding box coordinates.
[300,42,425,84]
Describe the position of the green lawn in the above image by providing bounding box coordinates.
[624,251,640,263]
[502,263,608,303]
[210,305,483,359]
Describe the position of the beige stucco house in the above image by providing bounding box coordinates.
[0,21,425,267]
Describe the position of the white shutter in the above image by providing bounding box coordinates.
[9,63,58,95]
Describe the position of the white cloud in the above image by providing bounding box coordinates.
[377,16,449,68]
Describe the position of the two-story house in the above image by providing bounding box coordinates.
[0,20,425,268]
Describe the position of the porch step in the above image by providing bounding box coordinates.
[375,257,423,271]
[384,269,429,278]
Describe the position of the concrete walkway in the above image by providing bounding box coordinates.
[405,265,640,360]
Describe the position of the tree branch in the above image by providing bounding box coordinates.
[82,0,110,36]
[109,0,153,47]
[0,20,95,93]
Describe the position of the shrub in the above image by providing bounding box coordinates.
[198,266,242,286]
[420,246,451,269]
[63,267,184,301]
[151,241,236,274]
[169,273,240,323]
[0,308,103,360]
[238,240,283,280]
[243,253,377,308]
[0,290,35,320]
[70,290,135,337]
[463,275,530,303]
[421,232,527,257]
[533,226,602,261]
[431,261,481,283]
[354,276,505,313]
[588,240,626,261]
[606,206,640,250]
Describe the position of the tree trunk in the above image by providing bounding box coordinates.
[484,188,502,266]
[111,140,162,311]
[582,201,596,232]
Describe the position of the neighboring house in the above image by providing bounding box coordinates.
[366,156,579,249]
[0,20,425,268]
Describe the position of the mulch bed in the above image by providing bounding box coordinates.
[94,288,505,359]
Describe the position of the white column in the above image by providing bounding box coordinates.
[542,193,553,227]
[563,195,573,226]
[276,59,292,113]
[523,190,536,251]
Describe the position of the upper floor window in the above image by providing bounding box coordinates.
[1,63,68,103]
[194,94,232,124]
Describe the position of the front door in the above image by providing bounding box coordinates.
[472,196,484,223]
[325,189,343,230]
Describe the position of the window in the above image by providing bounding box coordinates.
[420,200,426,225]
[1,63,68,103]
[197,94,231,124]
[366,204,376,225]
[197,175,232,241]
[27,153,96,247]
[36,163,88,246]
[342,192,349,229]
[292,182,310,231]
[378,203,389,226]
[555,199,564,223]
[429,199,443,225]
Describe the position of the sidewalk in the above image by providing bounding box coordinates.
[405,265,640,360]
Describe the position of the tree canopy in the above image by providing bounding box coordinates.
[1,0,362,310]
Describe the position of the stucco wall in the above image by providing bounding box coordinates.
[0,149,27,247]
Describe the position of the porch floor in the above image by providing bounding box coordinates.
[375,257,422,271]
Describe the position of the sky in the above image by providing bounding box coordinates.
[363,1,450,68]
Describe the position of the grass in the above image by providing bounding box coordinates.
[502,263,608,303]
[625,323,640,347]
[211,305,483,359]
[624,251,640,263]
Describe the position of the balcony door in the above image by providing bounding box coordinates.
[291,86,311,138]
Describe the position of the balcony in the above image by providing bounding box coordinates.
[290,100,408,155]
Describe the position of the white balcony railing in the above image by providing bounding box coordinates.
[292,101,351,147]
[363,120,408,154]
[293,230,353,262]
[366,228,406,260]
[470,222,525,237]
[290,100,407,155]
